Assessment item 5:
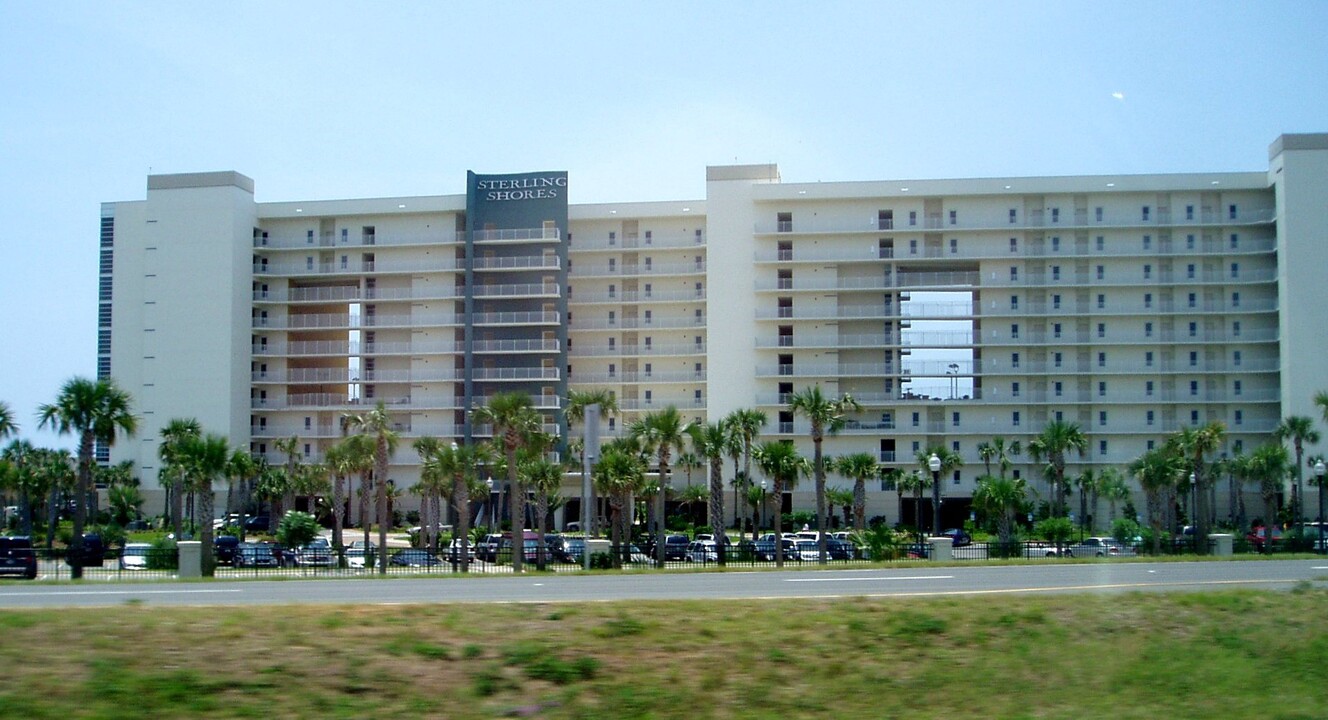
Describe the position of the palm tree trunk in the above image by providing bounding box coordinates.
[376,449,388,576]
[853,478,866,530]
[708,459,723,548]
[171,470,184,540]
[200,482,215,576]
[507,439,524,574]
[773,476,785,568]
[71,432,93,580]
[536,494,550,571]
[813,434,827,565]
[454,477,471,573]
[332,472,345,560]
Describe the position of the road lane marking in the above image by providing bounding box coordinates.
[785,575,953,582]
[0,589,243,597]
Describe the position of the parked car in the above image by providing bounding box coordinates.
[213,535,240,565]
[390,549,444,568]
[1064,537,1134,558]
[119,542,152,570]
[498,532,544,564]
[346,540,378,569]
[791,540,825,562]
[662,534,691,561]
[553,537,585,563]
[293,538,334,567]
[475,534,504,562]
[234,542,279,568]
[0,536,38,579]
[686,540,719,563]
[1246,526,1283,551]
[825,537,854,560]
[695,533,733,546]
[66,533,106,568]
[242,515,271,532]
[940,528,973,547]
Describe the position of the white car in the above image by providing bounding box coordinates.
[119,543,152,570]
[1045,537,1134,558]
[791,540,825,562]
[686,540,719,562]
[346,540,378,569]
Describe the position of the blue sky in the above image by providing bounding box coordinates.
[3,1,1326,448]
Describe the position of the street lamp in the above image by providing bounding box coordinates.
[1315,460,1326,551]
[928,453,942,536]
[1189,472,1200,552]
[760,479,768,532]
[486,477,496,534]
[947,363,959,399]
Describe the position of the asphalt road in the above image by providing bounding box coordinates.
[1,559,1324,609]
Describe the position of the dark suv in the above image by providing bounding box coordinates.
[663,534,691,561]
[0,536,39,579]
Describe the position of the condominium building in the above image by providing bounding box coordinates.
[99,133,1328,528]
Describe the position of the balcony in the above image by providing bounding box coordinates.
[472,311,561,326]
[568,343,706,358]
[470,367,561,381]
[254,258,462,276]
[572,288,707,304]
[752,207,1275,235]
[571,232,706,251]
[251,340,460,357]
[471,339,561,353]
[252,231,463,249]
[570,261,706,278]
[471,283,562,299]
[569,315,706,330]
[252,367,462,383]
[471,255,561,271]
[569,371,706,384]
[253,286,464,304]
[472,227,561,244]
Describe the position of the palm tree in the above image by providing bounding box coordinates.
[0,401,17,439]
[419,440,489,572]
[339,432,376,548]
[826,487,854,529]
[788,385,862,564]
[725,409,768,528]
[273,435,301,531]
[1097,467,1129,528]
[37,377,138,579]
[1129,448,1185,555]
[224,450,257,539]
[36,448,76,550]
[676,451,701,489]
[157,418,201,539]
[1168,421,1225,553]
[630,406,691,566]
[347,402,399,574]
[835,452,878,529]
[1273,416,1319,526]
[977,437,1022,479]
[178,432,230,575]
[1073,469,1096,536]
[566,388,617,536]
[753,440,808,567]
[523,457,565,569]
[1027,420,1087,518]
[2,440,36,535]
[593,441,647,569]
[472,392,541,573]
[1246,443,1292,554]
[973,475,1028,548]
[897,470,931,541]
[677,482,708,526]
[323,442,355,556]
[689,421,728,538]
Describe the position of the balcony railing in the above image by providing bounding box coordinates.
[471,339,561,353]
[753,207,1275,235]
[472,227,561,243]
[471,311,561,325]
[471,283,562,298]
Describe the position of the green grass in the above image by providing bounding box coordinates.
[0,590,1323,718]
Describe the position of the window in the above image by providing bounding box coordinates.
[608,363,616,376]
[1147,410,1155,426]
[1186,233,1195,249]
[1010,266,1019,281]
[644,230,652,245]
[912,412,920,427]
[609,258,616,271]
[1051,266,1061,281]
[1229,204,1238,220]
[1191,410,1200,425]
[1009,208,1017,224]
[1141,206,1151,221]
[1232,321,1241,337]
[1098,352,1106,368]
[909,239,918,255]
[1095,235,1104,251]
[1096,265,1105,280]
[1099,440,1108,456]
[1188,292,1196,309]
[1052,294,1061,309]
[1053,323,1062,338]
[1098,323,1106,338]
[1145,351,1154,367]
[952,412,960,428]
[1143,264,1152,280]
[1148,440,1156,451]
[306,229,314,244]
[777,212,792,232]
[1187,263,1196,280]
[644,390,652,405]
[1144,292,1152,309]
[1051,208,1060,223]
[1098,411,1107,427]
[909,211,917,226]
[608,284,617,298]
[1098,381,1106,397]
[949,209,957,225]
[1055,411,1063,422]
[644,363,653,377]
[694,389,702,404]
[1009,237,1018,252]
[1011,295,1019,309]
[1231,292,1240,308]
[1054,352,1063,368]
[879,210,894,230]
[1011,324,1020,339]
[1146,381,1154,396]
[1012,352,1020,368]
[1189,351,1198,367]
[1230,233,1239,249]
[1051,236,1061,252]
[1097,294,1105,309]
[1230,262,1239,279]
[950,237,958,254]
[1054,381,1063,397]
[1095,207,1103,222]
[1186,205,1194,221]
[1012,411,1021,427]
[1233,350,1242,367]
[1143,234,1152,250]
[1012,382,1021,397]
[643,310,653,325]
[1187,320,1199,337]
[1190,380,1199,396]
[1145,322,1153,337]
[1234,380,1242,396]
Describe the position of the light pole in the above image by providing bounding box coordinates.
[1315,460,1326,551]
[760,479,767,532]
[947,363,959,399]
[486,477,495,534]
[929,453,942,536]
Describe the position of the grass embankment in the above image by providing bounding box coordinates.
[0,589,1324,719]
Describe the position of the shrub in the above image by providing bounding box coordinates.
[1111,518,1141,547]
[147,537,178,570]
[276,511,320,549]
[1036,517,1074,545]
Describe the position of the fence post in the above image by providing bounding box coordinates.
[178,541,202,578]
